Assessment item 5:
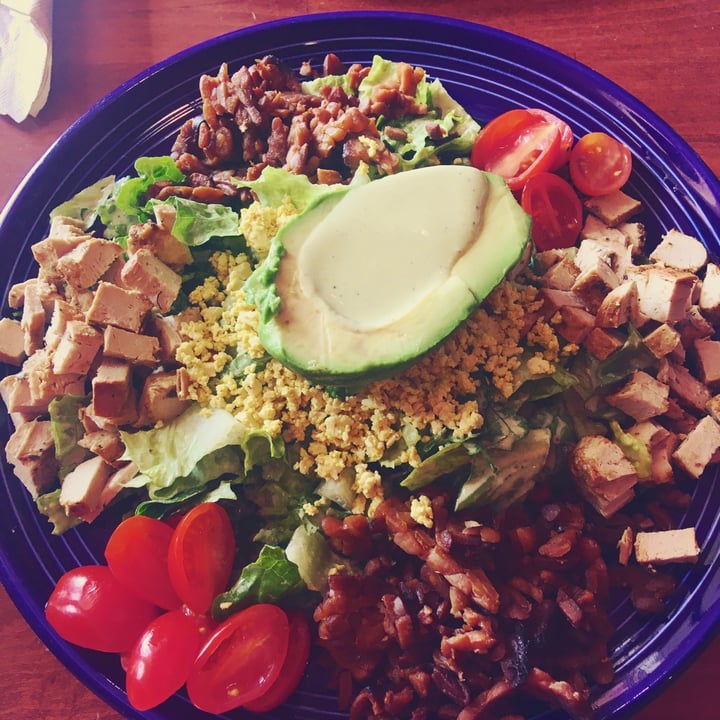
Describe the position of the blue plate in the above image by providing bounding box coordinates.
[1,11,719,720]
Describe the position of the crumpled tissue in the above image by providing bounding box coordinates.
[0,0,52,122]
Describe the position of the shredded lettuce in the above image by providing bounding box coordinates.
[610,420,652,479]
[36,489,82,534]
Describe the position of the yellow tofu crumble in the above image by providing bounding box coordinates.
[175,241,563,515]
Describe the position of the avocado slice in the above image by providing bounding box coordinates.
[245,165,530,387]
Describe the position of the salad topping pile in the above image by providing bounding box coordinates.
[1,52,718,719]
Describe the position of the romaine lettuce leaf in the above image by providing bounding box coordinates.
[120,405,246,494]
[151,196,240,246]
[49,176,116,229]
[212,544,306,620]
[49,394,90,480]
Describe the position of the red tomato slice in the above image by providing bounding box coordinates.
[125,606,214,711]
[105,514,181,610]
[167,502,236,614]
[186,604,290,714]
[521,172,583,251]
[526,108,574,169]
[569,131,632,196]
[470,108,566,191]
[45,565,161,653]
[243,610,312,713]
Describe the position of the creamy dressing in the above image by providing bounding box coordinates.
[297,165,489,331]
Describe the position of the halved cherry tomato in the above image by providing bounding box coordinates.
[167,502,236,614]
[186,603,290,714]
[243,610,311,713]
[521,172,583,251]
[105,514,181,610]
[125,606,214,711]
[45,565,161,653]
[470,108,571,191]
[569,131,632,196]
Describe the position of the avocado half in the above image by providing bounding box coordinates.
[244,165,530,388]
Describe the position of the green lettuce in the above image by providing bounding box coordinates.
[36,490,82,534]
[151,196,240,246]
[49,394,90,480]
[49,176,116,229]
[120,405,246,495]
[610,420,652,479]
[212,545,306,621]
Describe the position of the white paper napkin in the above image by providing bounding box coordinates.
[0,0,52,122]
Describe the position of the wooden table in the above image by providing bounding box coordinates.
[0,1,718,718]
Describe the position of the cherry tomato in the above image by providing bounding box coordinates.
[186,604,290,714]
[569,131,632,196]
[526,108,574,169]
[168,502,236,614]
[243,610,311,713]
[521,172,583,251]
[470,108,570,191]
[125,607,214,711]
[105,514,181,610]
[45,565,161,653]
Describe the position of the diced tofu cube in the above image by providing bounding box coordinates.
[553,305,596,344]
[91,358,136,421]
[649,229,708,272]
[56,237,124,289]
[85,281,152,333]
[643,324,683,360]
[605,370,670,422]
[574,236,632,279]
[595,280,638,328]
[20,281,47,356]
[657,359,712,413]
[52,320,103,375]
[0,318,26,365]
[699,262,720,322]
[627,265,697,324]
[136,371,190,425]
[103,326,160,366]
[127,221,193,270]
[540,255,580,291]
[120,248,182,314]
[672,415,720,479]
[584,190,643,226]
[59,456,113,518]
[5,420,58,498]
[693,338,720,387]
[585,327,626,360]
[634,527,700,564]
[571,258,620,313]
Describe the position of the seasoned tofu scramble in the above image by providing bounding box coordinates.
[1,53,718,719]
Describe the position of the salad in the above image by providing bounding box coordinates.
[1,53,717,720]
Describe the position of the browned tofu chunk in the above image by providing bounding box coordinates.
[79,461,138,522]
[0,318,26,365]
[634,527,700,564]
[553,306,596,344]
[52,320,103,375]
[120,249,182,314]
[127,221,193,270]
[5,419,58,498]
[45,299,84,352]
[59,455,113,518]
[569,435,638,517]
[574,236,632,278]
[584,327,626,360]
[693,338,720,388]
[146,313,183,363]
[0,374,50,416]
[78,429,126,465]
[31,218,88,280]
[85,281,152,333]
[699,262,720,322]
[540,255,580,292]
[672,416,720,479]
[657,358,712,413]
[649,229,708,272]
[627,420,679,484]
[595,280,638,328]
[20,280,47,356]
[643,323,683,360]
[584,189,643,226]
[605,370,669,422]
[56,237,124,290]
[627,265,697,324]
[137,371,190,425]
[571,258,620,313]
[103,326,160,366]
[22,348,86,406]
[91,358,136,422]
